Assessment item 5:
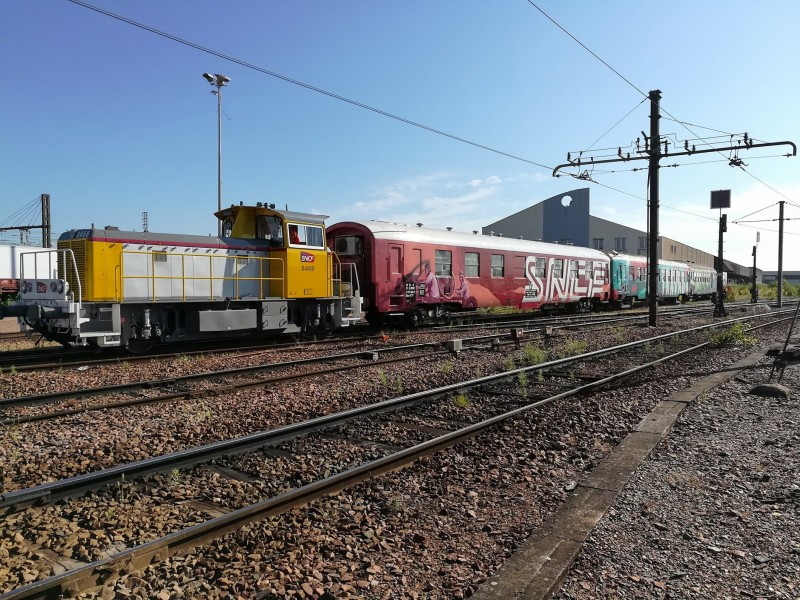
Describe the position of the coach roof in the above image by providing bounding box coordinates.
[330,220,608,261]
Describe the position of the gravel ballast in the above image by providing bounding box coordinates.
[2,315,797,598]
[553,344,800,600]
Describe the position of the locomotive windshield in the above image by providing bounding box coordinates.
[257,215,284,247]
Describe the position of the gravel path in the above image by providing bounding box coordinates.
[555,338,800,599]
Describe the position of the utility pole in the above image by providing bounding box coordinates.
[647,90,661,326]
[778,200,785,308]
[553,91,796,326]
[714,212,728,317]
[751,241,758,303]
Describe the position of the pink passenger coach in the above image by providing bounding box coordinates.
[326,221,611,326]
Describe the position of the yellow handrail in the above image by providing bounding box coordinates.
[120,249,285,302]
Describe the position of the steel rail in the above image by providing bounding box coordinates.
[2,310,790,513]
[0,346,458,426]
[0,304,769,425]
[0,309,664,414]
[0,298,786,372]
[0,326,532,412]
[0,330,376,373]
[1,314,788,600]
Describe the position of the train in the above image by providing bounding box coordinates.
[0,244,54,303]
[0,204,722,348]
[326,221,721,326]
[0,204,361,349]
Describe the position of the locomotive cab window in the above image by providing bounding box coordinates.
[221,217,234,238]
[257,215,284,247]
[288,223,324,248]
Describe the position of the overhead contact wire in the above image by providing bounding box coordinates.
[65,0,551,170]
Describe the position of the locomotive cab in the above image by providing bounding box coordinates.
[215,203,332,299]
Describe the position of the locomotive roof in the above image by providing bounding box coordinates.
[215,204,329,226]
[57,228,269,250]
[329,221,609,260]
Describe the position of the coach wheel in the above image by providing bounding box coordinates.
[406,309,423,328]
[435,307,451,325]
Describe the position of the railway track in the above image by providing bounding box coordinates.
[0,298,764,373]
[0,306,755,426]
[0,310,792,598]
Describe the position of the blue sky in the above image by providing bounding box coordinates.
[2,0,799,270]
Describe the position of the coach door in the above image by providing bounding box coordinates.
[388,243,404,308]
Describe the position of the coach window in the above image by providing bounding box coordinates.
[569,260,578,279]
[464,252,480,277]
[435,250,452,277]
[553,259,564,279]
[534,257,546,277]
[491,254,504,277]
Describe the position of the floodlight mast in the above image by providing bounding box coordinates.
[202,73,231,236]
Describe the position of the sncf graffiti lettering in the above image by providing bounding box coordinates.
[523,256,602,303]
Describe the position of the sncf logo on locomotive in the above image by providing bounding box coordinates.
[300,252,316,263]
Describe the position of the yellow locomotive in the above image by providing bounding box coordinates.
[4,204,360,349]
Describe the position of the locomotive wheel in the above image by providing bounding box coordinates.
[126,339,154,354]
